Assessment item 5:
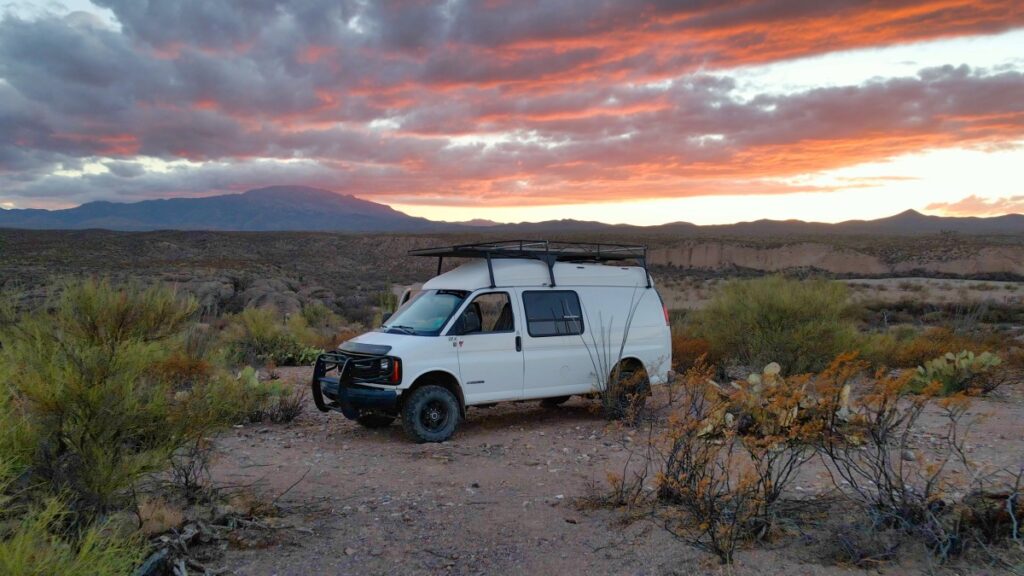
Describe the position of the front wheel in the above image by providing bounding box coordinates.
[401,385,460,443]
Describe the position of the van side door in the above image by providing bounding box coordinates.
[518,289,594,399]
[448,291,524,404]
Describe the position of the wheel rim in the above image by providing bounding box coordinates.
[420,399,450,432]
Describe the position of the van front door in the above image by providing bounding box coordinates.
[449,291,524,404]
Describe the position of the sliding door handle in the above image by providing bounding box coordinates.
[515,335,522,352]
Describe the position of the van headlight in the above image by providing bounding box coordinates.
[379,357,401,384]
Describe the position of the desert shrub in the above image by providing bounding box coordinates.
[194,367,306,425]
[220,307,324,367]
[154,352,213,390]
[670,334,717,372]
[859,326,1001,369]
[0,279,203,513]
[691,276,859,374]
[0,498,146,576]
[657,360,822,563]
[658,362,763,564]
[268,385,307,423]
[166,438,214,504]
[0,462,145,576]
[814,356,943,530]
[0,391,34,475]
[821,521,905,568]
[810,356,1022,561]
[912,350,1003,395]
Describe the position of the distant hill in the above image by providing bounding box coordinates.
[1,187,1022,235]
[685,210,1024,236]
[0,186,449,232]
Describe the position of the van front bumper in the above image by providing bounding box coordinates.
[311,352,399,420]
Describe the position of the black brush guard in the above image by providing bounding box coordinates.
[311,351,399,420]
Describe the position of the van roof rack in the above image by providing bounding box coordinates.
[408,240,650,288]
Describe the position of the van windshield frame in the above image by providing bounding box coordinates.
[380,289,469,336]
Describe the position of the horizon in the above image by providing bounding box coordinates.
[1,2,1023,226]
[3,184,1023,228]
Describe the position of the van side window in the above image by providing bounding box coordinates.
[522,291,584,337]
[452,292,514,335]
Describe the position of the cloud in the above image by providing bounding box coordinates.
[926,195,1024,216]
[1,1,1023,208]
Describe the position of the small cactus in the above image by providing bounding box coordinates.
[698,361,855,438]
[913,350,1001,395]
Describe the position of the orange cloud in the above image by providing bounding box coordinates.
[926,195,1024,216]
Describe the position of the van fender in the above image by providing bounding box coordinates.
[402,369,467,419]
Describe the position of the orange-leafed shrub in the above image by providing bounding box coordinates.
[861,327,1004,369]
[670,335,716,371]
[154,353,213,389]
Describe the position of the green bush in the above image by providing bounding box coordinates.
[175,367,305,426]
[0,279,307,573]
[220,307,324,367]
[0,497,145,576]
[691,276,859,374]
[0,280,206,513]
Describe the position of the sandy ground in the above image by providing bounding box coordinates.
[207,367,1024,576]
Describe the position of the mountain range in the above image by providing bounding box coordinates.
[2,185,1022,235]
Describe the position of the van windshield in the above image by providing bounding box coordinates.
[381,289,469,336]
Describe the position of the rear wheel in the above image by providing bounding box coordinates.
[606,365,650,421]
[401,385,460,443]
[540,395,571,408]
[356,413,395,429]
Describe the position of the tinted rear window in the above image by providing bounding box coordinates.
[522,290,584,337]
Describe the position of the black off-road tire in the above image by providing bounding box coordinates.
[356,413,396,429]
[401,385,460,443]
[606,367,650,422]
[540,395,571,408]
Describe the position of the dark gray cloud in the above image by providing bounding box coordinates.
[0,0,1023,207]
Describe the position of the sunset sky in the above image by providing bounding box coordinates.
[1,1,1023,225]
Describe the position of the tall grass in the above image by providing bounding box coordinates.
[690,276,859,374]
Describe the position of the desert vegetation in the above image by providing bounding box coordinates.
[593,275,1024,570]
[0,279,314,574]
[2,231,1023,573]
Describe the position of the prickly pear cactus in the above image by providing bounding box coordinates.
[913,350,1001,395]
[698,361,853,438]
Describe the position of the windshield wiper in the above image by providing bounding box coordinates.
[385,325,418,335]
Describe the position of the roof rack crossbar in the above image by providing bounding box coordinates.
[409,239,651,288]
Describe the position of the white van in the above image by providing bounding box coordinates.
[311,241,672,442]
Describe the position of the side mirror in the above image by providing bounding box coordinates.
[382,311,393,322]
